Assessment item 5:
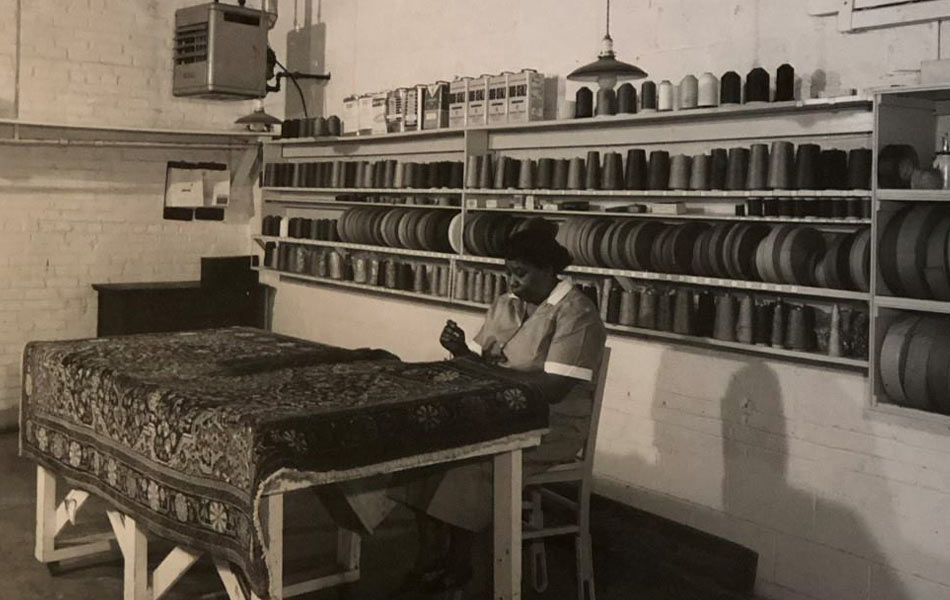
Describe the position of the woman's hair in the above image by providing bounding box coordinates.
[502,218,573,273]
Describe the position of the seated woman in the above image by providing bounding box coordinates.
[394,218,607,594]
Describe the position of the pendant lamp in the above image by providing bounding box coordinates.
[567,0,648,91]
[235,99,282,132]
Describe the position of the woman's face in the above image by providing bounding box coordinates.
[505,259,557,304]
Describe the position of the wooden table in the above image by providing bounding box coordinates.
[34,430,543,600]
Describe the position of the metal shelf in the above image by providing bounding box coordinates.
[465,189,871,198]
[874,296,950,314]
[468,206,870,225]
[876,189,950,202]
[254,235,456,260]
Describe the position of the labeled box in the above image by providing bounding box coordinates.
[358,93,375,135]
[422,81,450,130]
[488,73,510,125]
[371,92,388,134]
[342,94,360,136]
[507,69,546,123]
[386,88,406,133]
[467,74,489,127]
[403,86,422,132]
[448,77,469,128]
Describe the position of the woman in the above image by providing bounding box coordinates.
[396,218,607,594]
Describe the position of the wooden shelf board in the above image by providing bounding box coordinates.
[264,96,870,149]
[254,236,456,260]
[876,189,950,202]
[263,186,463,197]
[470,96,873,135]
[464,189,871,198]
[875,296,950,314]
[449,255,867,299]
[269,128,464,145]
[254,267,454,304]
[605,322,868,369]
[469,206,870,225]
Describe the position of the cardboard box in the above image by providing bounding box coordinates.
[342,94,360,136]
[403,86,422,132]
[467,74,490,127]
[358,93,375,135]
[386,88,406,133]
[371,92,388,134]
[449,78,469,128]
[422,81,450,130]
[507,69,546,123]
[488,73,510,125]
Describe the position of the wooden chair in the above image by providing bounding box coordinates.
[523,347,611,600]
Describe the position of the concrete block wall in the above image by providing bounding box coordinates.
[264,1,950,599]
[0,0,278,426]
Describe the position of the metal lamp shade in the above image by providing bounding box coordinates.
[567,55,647,82]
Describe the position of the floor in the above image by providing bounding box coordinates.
[0,432,596,600]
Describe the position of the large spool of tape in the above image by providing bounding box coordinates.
[879,315,924,406]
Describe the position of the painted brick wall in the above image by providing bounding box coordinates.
[0,0,272,425]
[264,1,950,599]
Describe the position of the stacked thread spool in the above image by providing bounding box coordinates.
[264,160,466,190]
[279,115,343,138]
[468,144,871,192]
[453,267,510,304]
[269,243,452,297]
[880,313,950,414]
[879,204,950,301]
[581,279,867,359]
[576,64,800,117]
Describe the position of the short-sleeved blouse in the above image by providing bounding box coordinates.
[470,279,606,434]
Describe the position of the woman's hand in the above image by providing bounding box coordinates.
[440,320,472,358]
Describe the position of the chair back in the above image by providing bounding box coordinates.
[580,346,610,466]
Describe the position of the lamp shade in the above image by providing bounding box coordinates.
[236,100,281,129]
[236,107,282,126]
[567,54,648,82]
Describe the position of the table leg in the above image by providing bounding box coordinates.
[493,449,522,600]
[35,465,57,562]
[264,494,284,600]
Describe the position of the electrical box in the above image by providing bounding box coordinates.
[173,2,269,100]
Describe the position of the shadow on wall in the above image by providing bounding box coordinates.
[595,345,916,599]
[717,358,908,600]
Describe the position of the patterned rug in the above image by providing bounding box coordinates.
[19,327,549,597]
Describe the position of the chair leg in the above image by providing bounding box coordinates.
[527,490,549,593]
[575,533,595,600]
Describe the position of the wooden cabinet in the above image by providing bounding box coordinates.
[93,281,269,336]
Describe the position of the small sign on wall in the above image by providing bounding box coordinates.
[163,161,230,221]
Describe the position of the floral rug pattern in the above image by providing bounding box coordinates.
[19,327,548,596]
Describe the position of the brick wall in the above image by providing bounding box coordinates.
[265,1,950,599]
[0,0,275,426]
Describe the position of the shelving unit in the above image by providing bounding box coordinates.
[259,94,875,370]
[870,84,950,423]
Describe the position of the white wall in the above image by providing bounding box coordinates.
[267,1,950,599]
[0,0,276,426]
